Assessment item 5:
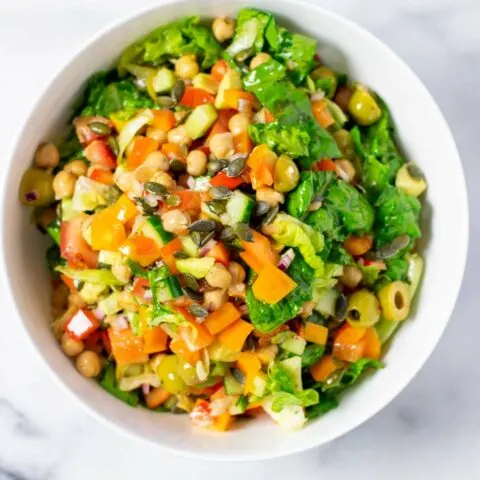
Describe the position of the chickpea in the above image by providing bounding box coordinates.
[175,55,199,80]
[64,160,88,177]
[186,150,208,177]
[114,166,134,193]
[60,332,84,357]
[212,16,235,43]
[76,350,102,378]
[301,301,315,318]
[35,142,60,169]
[146,126,168,145]
[53,171,76,199]
[161,209,191,234]
[68,292,86,308]
[256,187,284,206]
[37,208,56,230]
[340,266,362,289]
[209,132,234,158]
[206,263,232,289]
[151,170,175,189]
[228,282,246,298]
[111,264,132,284]
[52,283,69,309]
[336,159,356,183]
[168,125,192,146]
[144,151,169,171]
[227,261,246,284]
[204,288,228,311]
[250,52,271,70]
[228,112,251,136]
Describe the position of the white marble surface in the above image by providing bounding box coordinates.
[0,0,478,478]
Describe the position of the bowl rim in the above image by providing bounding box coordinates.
[1,0,469,462]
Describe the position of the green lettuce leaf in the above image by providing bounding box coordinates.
[301,344,325,367]
[100,362,139,407]
[305,395,338,419]
[46,244,65,279]
[270,389,319,413]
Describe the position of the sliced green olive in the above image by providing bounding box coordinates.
[395,163,427,197]
[346,289,380,327]
[311,66,337,98]
[176,356,200,386]
[156,355,186,394]
[348,86,381,126]
[273,155,299,193]
[377,281,410,321]
[19,168,55,206]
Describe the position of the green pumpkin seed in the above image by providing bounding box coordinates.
[133,197,157,215]
[182,273,200,291]
[334,293,347,321]
[210,186,232,200]
[254,201,270,217]
[227,156,246,177]
[89,121,112,136]
[157,96,175,108]
[183,287,203,301]
[172,80,185,102]
[173,251,189,259]
[191,231,203,246]
[206,200,226,215]
[189,303,209,318]
[231,368,246,384]
[107,136,119,156]
[207,159,228,175]
[235,223,253,242]
[165,194,181,207]
[144,182,168,196]
[198,230,215,247]
[170,159,186,174]
[219,226,236,242]
[375,234,410,259]
[261,204,279,226]
[189,219,217,233]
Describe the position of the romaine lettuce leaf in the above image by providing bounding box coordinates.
[270,389,319,413]
[100,362,139,406]
[305,395,338,419]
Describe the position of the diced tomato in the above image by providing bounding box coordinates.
[88,167,114,185]
[64,308,100,340]
[73,116,114,146]
[84,139,116,169]
[210,172,245,189]
[121,235,162,267]
[206,110,236,144]
[126,136,158,170]
[362,258,387,270]
[211,59,229,82]
[206,241,230,266]
[60,274,76,291]
[159,237,183,273]
[180,87,215,108]
[313,159,337,172]
[161,190,201,217]
[60,216,98,269]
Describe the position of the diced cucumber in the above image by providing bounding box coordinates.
[215,70,242,109]
[279,356,303,391]
[60,198,76,221]
[98,250,124,266]
[79,283,108,304]
[175,257,215,279]
[314,288,339,317]
[282,336,307,355]
[140,215,173,248]
[192,73,219,94]
[56,266,126,286]
[156,275,183,301]
[406,253,424,297]
[179,235,200,258]
[251,374,267,397]
[98,292,121,316]
[152,67,175,93]
[185,103,218,140]
[224,372,244,395]
[225,191,254,226]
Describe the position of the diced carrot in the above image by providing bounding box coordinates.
[239,230,278,274]
[302,322,329,345]
[217,319,254,352]
[312,99,334,128]
[363,327,381,360]
[161,142,186,161]
[64,308,100,340]
[151,110,176,131]
[90,210,126,251]
[84,139,116,169]
[310,355,341,382]
[169,338,201,364]
[222,90,255,112]
[143,326,169,354]
[236,351,262,394]
[314,159,337,172]
[126,136,159,170]
[333,324,366,362]
[344,235,374,256]
[264,109,275,123]
[145,387,171,409]
[211,59,229,82]
[132,278,150,301]
[180,87,215,108]
[252,263,297,304]
[210,172,245,189]
[108,327,149,365]
[60,274,76,291]
[109,194,138,224]
[158,237,182,274]
[120,234,162,267]
[233,131,253,155]
[211,412,234,431]
[206,241,230,266]
[204,302,241,335]
[89,168,114,185]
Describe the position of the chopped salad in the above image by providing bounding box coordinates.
[18,9,427,432]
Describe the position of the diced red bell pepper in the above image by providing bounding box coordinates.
[180,87,215,108]
[64,308,100,340]
[60,216,98,269]
[206,241,230,266]
[211,59,229,82]
[88,167,114,185]
[84,139,116,169]
[210,172,245,189]
[313,159,337,172]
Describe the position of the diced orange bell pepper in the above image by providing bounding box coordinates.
[126,136,159,170]
[233,131,253,155]
[310,355,341,382]
[314,159,337,172]
[204,302,241,335]
[169,338,201,365]
[236,351,262,394]
[161,142,186,161]
[211,412,234,431]
[240,230,279,274]
[247,144,276,189]
[108,327,149,365]
[211,59,229,82]
[333,324,367,362]
[344,235,374,256]
[109,194,138,224]
[303,322,329,345]
[210,172,245,189]
[132,278,150,302]
[217,319,254,352]
[90,210,126,251]
[252,263,297,304]
[89,167,114,185]
[145,387,171,409]
[363,327,381,360]
[158,237,183,273]
[64,308,100,340]
[143,327,168,354]
[222,90,255,112]
[180,87,215,108]
[151,109,176,131]
[206,241,230,266]
[312,99,334,128]
[121,234,162,267]
[176,307,214,352]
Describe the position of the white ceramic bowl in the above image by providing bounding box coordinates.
[2,0,468,461]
